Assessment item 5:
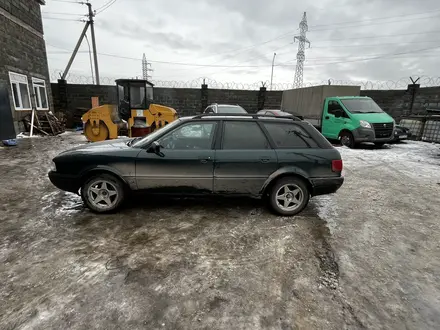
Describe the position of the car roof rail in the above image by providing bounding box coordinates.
[192,113,302,121]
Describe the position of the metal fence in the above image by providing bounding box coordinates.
[50,70,440,91]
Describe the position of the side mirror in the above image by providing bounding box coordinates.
[147,141,161,154]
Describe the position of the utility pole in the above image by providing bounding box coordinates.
[62,1,100,85]
[293,12,311,89]
[87,2,100,85]
[270,52,277,90]
[142,53,153,81]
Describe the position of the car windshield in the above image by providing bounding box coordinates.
[341,98,384,114]
[217,106,247,114]
[130,119,182,147]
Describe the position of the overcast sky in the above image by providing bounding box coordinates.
[43,0,440,88]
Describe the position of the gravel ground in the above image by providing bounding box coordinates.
[0,133,439,330]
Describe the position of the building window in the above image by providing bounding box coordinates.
[9,72,31,110]
[32,78,49,110]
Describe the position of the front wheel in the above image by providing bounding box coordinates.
[339,131,355,148]
[269,177,310,216]
[81,174,125,213]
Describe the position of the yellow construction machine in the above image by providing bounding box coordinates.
[82,79,178,142]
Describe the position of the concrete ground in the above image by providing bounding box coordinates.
[0,133,439,330]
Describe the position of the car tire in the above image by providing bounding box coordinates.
[269,177,310,216]
[339,131,355,148]
[81,173,125,213]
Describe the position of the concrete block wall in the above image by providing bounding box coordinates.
[361,90,407,120]
[51,82,440,128]
[412,87,440,113]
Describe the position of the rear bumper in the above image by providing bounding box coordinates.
[311,177,344,196]
[352,127,393,143]
[48,171,80,193]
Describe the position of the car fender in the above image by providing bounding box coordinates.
[79,165,133,188]
[260,166,311,194]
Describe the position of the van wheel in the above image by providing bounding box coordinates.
[269,177,310,216]
[81,174,125,213]
[340,131,355,148]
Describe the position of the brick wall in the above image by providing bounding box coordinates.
[51,82,440,127]
[0,0,51,131]
[0,0,43,33]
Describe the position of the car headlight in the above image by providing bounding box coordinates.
[359,120,371,128]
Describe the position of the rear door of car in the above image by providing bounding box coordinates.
[213,120,278,195]
[261,121,333,178]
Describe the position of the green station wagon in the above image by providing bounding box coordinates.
[49,114,344,216]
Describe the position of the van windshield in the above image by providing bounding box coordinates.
[341,98,384,114]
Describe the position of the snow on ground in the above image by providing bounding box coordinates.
[337,141,440,182]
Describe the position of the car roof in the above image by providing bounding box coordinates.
[217,104,243,108]
[187,113,302,122]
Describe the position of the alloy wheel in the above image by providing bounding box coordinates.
[275,184,304,212]
[87,180,119,210]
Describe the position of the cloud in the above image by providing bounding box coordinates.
[43,0,440,87]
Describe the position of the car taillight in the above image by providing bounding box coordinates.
[332,159,343,172]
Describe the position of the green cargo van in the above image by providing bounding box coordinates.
[281,85,395,148]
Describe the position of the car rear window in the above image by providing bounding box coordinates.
[223,121,270,149]
[263,122,318,148]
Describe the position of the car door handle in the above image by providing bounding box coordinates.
[325,116,330,120]
[260,157,271,163]
[199,156,212,164]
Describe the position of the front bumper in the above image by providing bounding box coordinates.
[48,171,80,193]
[311,177,344,196]
[352,127,393,143]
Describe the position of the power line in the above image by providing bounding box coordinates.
[50,0,81,3]
[42,11,85,16]
[309,13,440,32]
[273,40,440,57]
[308,8,440,29]
[296,45,440,68]
[46,43,440,68]
[96,0,119,14]
[313,30,440,42]
[42,16,82,21]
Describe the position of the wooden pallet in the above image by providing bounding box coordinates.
[22,111,65,136]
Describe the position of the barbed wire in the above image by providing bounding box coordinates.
[50,70,440,91]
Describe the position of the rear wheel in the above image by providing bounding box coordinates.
[81,174,125,213]
[269,177,310,216]
[339,131,355,148]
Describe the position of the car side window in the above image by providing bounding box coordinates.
[328,101,348,118]
[222,121,270,150]
[263,123,317,148]
[158,122,217,150]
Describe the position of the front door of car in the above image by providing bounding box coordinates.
[322,100,346,139]
[214,120,278,195]
[135,121,218,194]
